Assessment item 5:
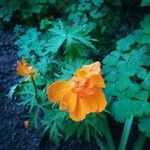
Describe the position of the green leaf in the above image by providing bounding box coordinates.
[58,59,91,80]
[42,109,67,143]
[111,99,150,122]
[0,0,20,21]
[141,72,150,90]
[115,77,131,92]
[117,34,136,51]
[67,24,95,49]
[47,21,95,58]
[103,51,121,66]
[140,34,150,44]
[65,38,85,58]
[40,18,52,30]
[126,84,141,98]
[92,0,103,7]
[141,0,150,6]
[139,116,150,136]
[137,68,147,79]
[140,15,150,33]
[44,35,66,54]
[64,114,104,141]
[90,10,103,19]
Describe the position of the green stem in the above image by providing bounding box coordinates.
[31,77,40,104]
[103,117,116,150]
[119,116,133,150]
[133,132,146,150]
[95,135,106,150]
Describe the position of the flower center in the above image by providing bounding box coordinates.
[70,77,95,98]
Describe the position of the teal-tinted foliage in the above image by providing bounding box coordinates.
[103,15,150,136]
[5,0,150,148]
[0,0,66,22]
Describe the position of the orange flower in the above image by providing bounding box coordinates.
[47,62,107,121]
[16,59,37,79]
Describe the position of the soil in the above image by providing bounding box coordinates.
[0,29,99,150]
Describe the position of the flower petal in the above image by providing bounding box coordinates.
[69,98,85,121]
[83,61,101,75]
[89,74,106,88]
[82,93,98,114]
[47,80,73,102]
[75,68,87,78]
[93,88,107,112]
[62,91,77,112]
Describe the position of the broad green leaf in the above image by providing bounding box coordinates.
[111,99,150,122]
[126,84,141,98]
[92,0,103,7]
[115,77,131,92]
[141,72,150,90]
[140,15,150,33]
[139,116,150,136]
[141,0,150,6]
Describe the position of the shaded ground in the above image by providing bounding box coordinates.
[0,29,43,150]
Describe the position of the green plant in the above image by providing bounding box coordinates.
[65,0,108,27]
[103,15,150,149]
[14,58,116,149]
[141,0,150,6]
[15,21,95,60]
[10,0,150,148]
[0,0,67,22]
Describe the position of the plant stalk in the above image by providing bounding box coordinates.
[119,116,133,150]
[31,77,40,104]
[95,135,106,150]
[103,117,116,150]
[133,132,146,150]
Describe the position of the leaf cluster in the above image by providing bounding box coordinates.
[103,15,150,136]
[0,0,67,22]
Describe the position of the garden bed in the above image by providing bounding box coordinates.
[0,1,150,150]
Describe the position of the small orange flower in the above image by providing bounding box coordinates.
[47,62,107,121]
[16,59,37,79]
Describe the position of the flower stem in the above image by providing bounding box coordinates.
[103,117,116,150]
[119,116,133,150]
[31,77,40,104]
[95,135,106,150]
[133,132,146,150]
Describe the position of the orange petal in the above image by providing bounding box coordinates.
[75,68,87,78]
[93,88,107,112]
[82,94,98,114]
[69,98,85,121]
[89,74,106,88]
[62,91,77,112]
[83,61,101,75]
[16,66,26,76]
[47,80,73,103]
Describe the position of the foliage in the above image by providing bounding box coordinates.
[0,0,67,22]
[64,114,104,142]
[47,21,95,58]
[15,53,108,144]
[103,15,150,136]
[65,0,108,26]
[57,59,92,80]
[15,21,95,60]
[9,0,150,148]
[141,0,150,6]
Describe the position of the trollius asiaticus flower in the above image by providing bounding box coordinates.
[47,62,107,121]
[16,59,37,79]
